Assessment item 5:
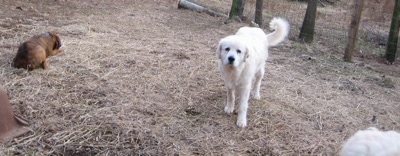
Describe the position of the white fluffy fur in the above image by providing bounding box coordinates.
[340,127,400,156]
[217,17,289,127]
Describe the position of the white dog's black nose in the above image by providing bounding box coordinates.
[228,56,235,63]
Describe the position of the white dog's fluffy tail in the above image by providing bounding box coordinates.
[266,17,290,47]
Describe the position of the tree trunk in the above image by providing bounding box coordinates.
[299,0,317,43]
[343,0,364,62]
[229,0,245,19]
[385,0,400,64]
[254,0,263,26]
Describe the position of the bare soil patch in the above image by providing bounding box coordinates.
[1,0,399,155]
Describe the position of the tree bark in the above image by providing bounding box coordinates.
[299,0,317,43]
[343,0,364,62]
[385,0,400,64]
[229,0,245,19]
[178,0,228,18]
[254,0,263,26]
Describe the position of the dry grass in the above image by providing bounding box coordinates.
[0,0,399,155]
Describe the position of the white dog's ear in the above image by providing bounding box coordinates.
[216,42,222,59]
[243,47,249,62]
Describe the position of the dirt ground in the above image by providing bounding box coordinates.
[0,0,399,155]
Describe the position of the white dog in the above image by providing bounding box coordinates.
[340,127,400,156]
[217,18,289,127]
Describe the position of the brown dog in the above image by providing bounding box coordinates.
[13,32,63,70]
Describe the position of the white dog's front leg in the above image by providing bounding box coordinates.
[237,85,251,127]
[224,87,235,114]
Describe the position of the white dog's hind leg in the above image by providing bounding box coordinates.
[237,85,251,127]
[251,68,264,100]
[224,87,235,114]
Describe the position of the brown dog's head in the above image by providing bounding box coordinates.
[46,32,63,56]
[48,32,62,49]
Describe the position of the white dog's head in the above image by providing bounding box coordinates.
[217,35,249,67]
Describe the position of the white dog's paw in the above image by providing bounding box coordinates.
[236,118,247,128]
[224,106,234,114]
[251,92,261,100]
[253,94,261,100]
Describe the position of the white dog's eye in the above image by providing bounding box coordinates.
[225,48,230,51]
[237,50,241,53]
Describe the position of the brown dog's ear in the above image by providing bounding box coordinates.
[53,35,62,50]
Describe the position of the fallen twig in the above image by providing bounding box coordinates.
[178,0,228,18]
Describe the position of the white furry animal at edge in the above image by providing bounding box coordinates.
[340,127,400,156]
[217,17,289,128]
